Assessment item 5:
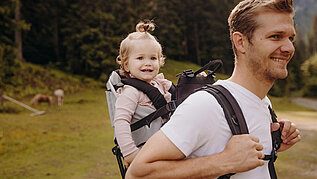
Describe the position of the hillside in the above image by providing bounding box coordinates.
[1,59,222,98]
[1,62,102,99]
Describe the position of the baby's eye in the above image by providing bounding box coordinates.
[289,36,295,42]
[137,57,143,60]
[151,57,157,60]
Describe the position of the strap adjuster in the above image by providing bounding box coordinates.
[264,149,278,162]
[272,149,278,162]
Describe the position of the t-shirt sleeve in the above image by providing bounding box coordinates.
[161,91,223,157]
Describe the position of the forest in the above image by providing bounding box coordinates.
[1,0,317,97]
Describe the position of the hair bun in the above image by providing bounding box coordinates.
[136,21,155,32]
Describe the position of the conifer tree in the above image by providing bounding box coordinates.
[307,15,317,56]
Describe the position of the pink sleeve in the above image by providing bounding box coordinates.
[113,86,139,157]
[114,120,139,157]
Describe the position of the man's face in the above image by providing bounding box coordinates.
[245,11,296,83]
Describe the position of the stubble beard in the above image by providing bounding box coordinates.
[249,57,289,84]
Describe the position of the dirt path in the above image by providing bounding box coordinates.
[278,98,317,131]
[278,111,317,131]
[291,98,317,111]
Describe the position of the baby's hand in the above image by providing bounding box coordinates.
[124,149,140,167]
[197,71,207,77]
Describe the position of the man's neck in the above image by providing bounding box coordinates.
[228,66,274,99]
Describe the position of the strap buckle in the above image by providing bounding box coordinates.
[183,69,195,77]
[166,101,177,112]
[112,145,120,155]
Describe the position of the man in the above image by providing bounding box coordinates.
[126,0,301,178]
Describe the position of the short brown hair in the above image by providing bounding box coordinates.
[228,0,294,55]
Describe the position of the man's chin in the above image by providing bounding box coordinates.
[277,70,288,80]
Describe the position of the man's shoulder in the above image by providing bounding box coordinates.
[182,90,223,111]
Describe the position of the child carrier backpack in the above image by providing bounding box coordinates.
[105,59,282,179]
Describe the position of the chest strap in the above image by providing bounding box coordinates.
[121,78,168,110]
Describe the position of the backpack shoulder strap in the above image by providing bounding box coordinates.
[121,78,167,110]
[202,84,280,179]
[202,84,249,134]
[265,106,282,179]
[268,106,282,151]
[201,84,248,179]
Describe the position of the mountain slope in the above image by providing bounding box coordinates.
[294,0,317,36]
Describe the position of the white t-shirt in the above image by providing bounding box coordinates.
[161,80,273,179]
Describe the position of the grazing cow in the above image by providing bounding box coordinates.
[30,94,53,106]
[54,89,64,106]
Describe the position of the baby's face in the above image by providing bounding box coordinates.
[124,39,161,83]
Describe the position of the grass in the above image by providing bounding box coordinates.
[0,88,120,179]
[276,129,317,179]
[1,60,317,178]
[1,86,317,179]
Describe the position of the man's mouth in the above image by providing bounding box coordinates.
[270,57,288,63]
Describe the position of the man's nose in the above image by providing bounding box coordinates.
[281,39,295,54]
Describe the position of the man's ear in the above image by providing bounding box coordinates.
[232,32,247,54]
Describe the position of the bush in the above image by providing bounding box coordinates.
[0,104,21,114]
[301,54,317,97]
[303,77,317,97]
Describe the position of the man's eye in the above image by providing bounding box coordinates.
[270,35,280,39]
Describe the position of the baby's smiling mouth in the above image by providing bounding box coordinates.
[141,69,153,72]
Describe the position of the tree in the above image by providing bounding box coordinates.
[300,53,317,97]
[14,0,23,62]
[21,0,67,65]
[0,0,26,90]
[12,0,30,62]
[307,14,317,57]
[153,0,235,72]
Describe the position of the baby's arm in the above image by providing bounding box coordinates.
[114,119,139,164]
[114,86,140,164]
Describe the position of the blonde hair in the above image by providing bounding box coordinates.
[228,0,294,56]
[116,21,165,77]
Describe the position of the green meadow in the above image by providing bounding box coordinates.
[1,60,317,178]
